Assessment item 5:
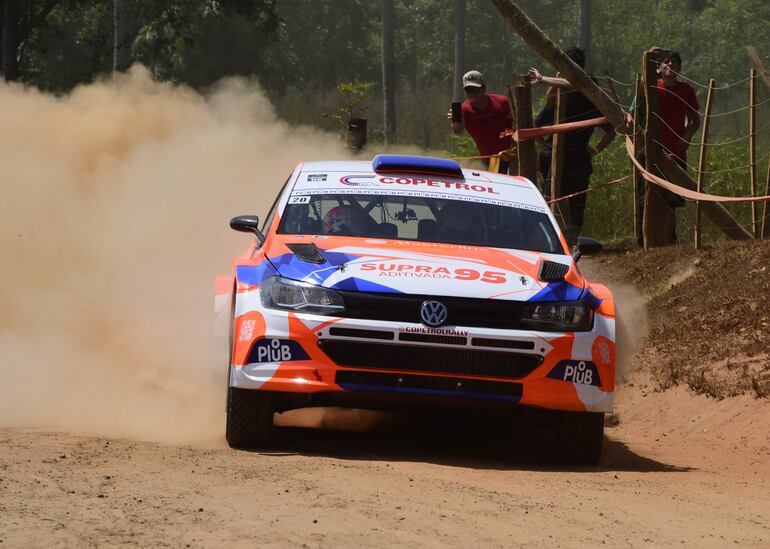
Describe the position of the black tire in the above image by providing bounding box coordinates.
[558,411,604,465]
[226,387,275,450]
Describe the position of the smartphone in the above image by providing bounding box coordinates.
[451,102,462,123]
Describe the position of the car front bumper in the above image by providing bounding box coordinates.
[229,286,615,413]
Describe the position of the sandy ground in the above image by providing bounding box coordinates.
[2,374,769,548]
[3,70,769,547]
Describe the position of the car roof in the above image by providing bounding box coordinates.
[292,160,548,213]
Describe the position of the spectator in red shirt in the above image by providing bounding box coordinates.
[633,51,701,244]
[657,52,701,168]
[449,70,513,173]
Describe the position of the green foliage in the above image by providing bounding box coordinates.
[132,0,279,86]
[10,0,770,244]
[450,134,479,159]
[323,81,374,129]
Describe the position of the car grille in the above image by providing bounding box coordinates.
[335,370,523,398]
[335,290,529,330]
[318,340,541,380]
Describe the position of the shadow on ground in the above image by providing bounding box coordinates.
[258,407,691,473]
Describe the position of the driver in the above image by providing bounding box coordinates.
[436,202,487,244]
[322,205,369,235]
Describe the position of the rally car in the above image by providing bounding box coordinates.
[222,155,615,464]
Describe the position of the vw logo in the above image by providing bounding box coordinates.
[419,300,448,327]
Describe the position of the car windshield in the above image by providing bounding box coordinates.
[278,193,564,254]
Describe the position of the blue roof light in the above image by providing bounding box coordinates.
[372,155,464,179]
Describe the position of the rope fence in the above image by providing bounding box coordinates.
[448,59,770,245]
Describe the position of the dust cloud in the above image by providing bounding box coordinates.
[0,66,350,444]
[612,283,649,383]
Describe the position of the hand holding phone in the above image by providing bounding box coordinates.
[451,102,462,123]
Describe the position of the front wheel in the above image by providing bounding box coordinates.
[226,387,275,449]
[558,411,604,465]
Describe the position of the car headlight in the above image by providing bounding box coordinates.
[521,301,592,331]
[260,276,345,315]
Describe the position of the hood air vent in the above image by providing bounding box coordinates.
[538,260,569,282]
[286,242,326,264]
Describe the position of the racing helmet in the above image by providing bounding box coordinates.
[322,205,369,235]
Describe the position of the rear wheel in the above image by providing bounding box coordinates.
[558,411,604,465]
[226,387,275,449]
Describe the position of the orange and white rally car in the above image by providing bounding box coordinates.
[222,155,615,464]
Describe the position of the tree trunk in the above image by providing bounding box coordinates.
[113,0,129,72]
[2,0,19,81]
[452,0,466,103]
[577,0,590,69]
[381,0,396,144]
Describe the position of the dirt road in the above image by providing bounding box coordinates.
[2,376,769,548]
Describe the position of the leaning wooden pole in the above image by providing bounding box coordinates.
[749,68,758,237]
[695,79,716,250]
[489,0,752,241]
[489,0,626,131]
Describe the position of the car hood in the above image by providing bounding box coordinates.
[263,234,585,302]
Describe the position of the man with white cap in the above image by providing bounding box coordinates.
[449,70,513,173]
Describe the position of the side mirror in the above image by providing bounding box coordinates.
[572,236,603,262]
[230,215,265,245]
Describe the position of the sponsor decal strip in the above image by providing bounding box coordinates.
[290,187,546,213]
[401,327,469,336]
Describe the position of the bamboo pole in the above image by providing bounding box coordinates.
[749,69,758,237]
[515,74,538,182]
[747,45,770,236]
[695,79,716,250]
[632,73,641,244]
[746,45,770,236]
[746,46,770,93]
[762,156,770,238]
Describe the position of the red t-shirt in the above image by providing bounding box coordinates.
[462,93,513,156]
[657,79,699,162]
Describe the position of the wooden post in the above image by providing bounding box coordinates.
[347,118,367,153]
[749,68,758,237]
[551,88,567,212]
[515,74,538,182]
[489,1,751,241]
[695,79,716,250]
[506,83,517,175]
[632,73,642,244]
[641,48,674,249]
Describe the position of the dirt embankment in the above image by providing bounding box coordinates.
[592,239,770,399]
